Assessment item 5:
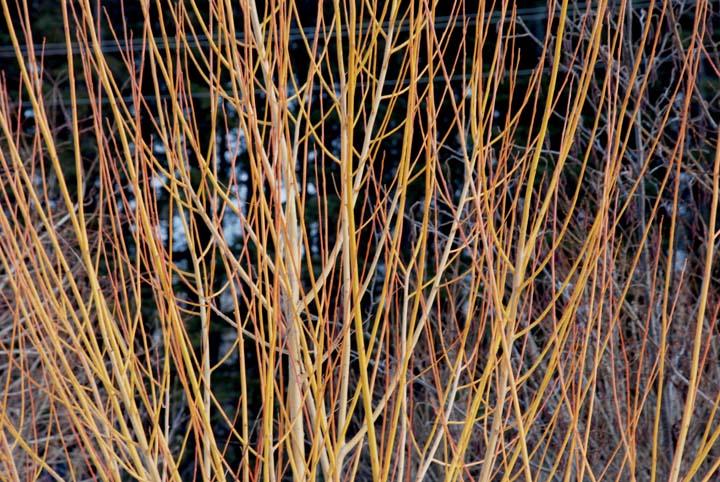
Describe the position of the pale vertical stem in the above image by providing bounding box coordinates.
[187,229,212,481]
[244,0,306,478]
[332,0,361,477]
[336,311,352,479]
[198,9,220,481]
[333,0,403,474]
[333,0,380,475]
[284,141,305,482]
[232,288,250,482]
[477,0,570,479]
[264,288,277,482]
[333,0,353,473]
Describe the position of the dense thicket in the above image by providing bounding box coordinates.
[1,1,719,481]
